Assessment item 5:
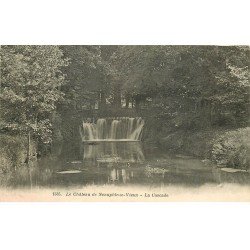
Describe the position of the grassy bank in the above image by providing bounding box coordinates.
[157,127,250,170]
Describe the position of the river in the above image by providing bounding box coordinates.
[2,141,249,189]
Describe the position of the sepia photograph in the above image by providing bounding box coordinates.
[1,1,250,250]
[0,45,249,201]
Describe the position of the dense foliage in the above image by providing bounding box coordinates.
[60,45,115,110]
[0,45,68,144]
[1,45,249,170]
[212,127,250,169]
[111,46,249,130]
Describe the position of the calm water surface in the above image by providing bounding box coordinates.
[2,141,250,188]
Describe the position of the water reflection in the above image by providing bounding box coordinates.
[81,142,144,185]
[83,142,145,166]
[1,142,250,189]
[107,168,135,184]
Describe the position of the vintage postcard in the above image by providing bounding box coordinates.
[0,45,249,201]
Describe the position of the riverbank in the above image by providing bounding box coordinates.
[158,127,250,170]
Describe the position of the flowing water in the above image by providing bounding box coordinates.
[81,117,144,141]
[1,117,249,189]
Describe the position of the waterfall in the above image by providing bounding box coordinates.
[127,118,135,138]
[110,120,121,139]
[129,117,144,140]
[82,122,95,140]
[80,117,144,141]
[96,118,106,139]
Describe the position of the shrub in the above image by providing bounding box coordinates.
[211,127,250,169]
[0,134,36,173]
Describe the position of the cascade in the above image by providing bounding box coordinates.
[80,117,144,141]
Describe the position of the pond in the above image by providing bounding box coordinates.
[1,141,250,189]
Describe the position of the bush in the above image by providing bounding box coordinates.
[0,151,13,173]
[211,127,250,169]
[0,134,37,173]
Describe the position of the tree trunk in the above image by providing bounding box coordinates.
[125,94,130,108]
[113,83,122,109]
[135,95,140,111]
[99,91,106,110]
[27,130,31,165]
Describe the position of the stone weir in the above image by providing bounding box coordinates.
[80,117,144,142]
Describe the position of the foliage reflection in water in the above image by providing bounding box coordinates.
[1,142,250,189]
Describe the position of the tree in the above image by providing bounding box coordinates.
[60,46,114,111]
[111,46,180,108]
[111,45,249,130]
[0,45,68,160]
